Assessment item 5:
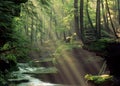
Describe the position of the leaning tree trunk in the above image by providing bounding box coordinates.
[105,0,118,38]
[101,0,110,33]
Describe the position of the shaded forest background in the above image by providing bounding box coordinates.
[0,0,120,85]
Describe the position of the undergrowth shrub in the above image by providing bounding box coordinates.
[83,38,114,52]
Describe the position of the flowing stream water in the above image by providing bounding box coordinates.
[8,63,64,86]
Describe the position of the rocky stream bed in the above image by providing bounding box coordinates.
[8,58,65,86]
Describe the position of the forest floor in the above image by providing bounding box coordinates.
[29,41,105,86]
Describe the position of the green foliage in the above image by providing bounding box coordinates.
[0,43,16,61]
[0,0,28,85]
[0,73,7,86]
[0,0,28,46]
[1,42,10,50]
[0,0,29,62]
[39,0,51,6]
[85,74,113,84]
[85,38,114,52]
[9,16,30,60]
[6,54,16,62]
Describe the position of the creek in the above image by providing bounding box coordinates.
[8,62,64,86]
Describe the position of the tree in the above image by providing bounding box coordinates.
[80,0,85,42]
[105,0,118,38]
[74,0,80,39]
[96,0,101,39]
[86,0,95,31]
[0,0,28,53]
[118,0,120,24]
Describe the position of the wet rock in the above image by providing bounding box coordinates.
[22,67,58,74]
[8,78,29,84]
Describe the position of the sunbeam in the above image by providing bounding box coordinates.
[20,0,104,86]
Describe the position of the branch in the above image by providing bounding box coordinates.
[0,47,16,54]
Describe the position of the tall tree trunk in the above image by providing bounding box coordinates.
[86,0,95,32]
[101,0,110,34]
[80,0,84,42]
[49,10,53,39]
[96,0,101,39]
[31,16,34,44]
[63,31,66,41]
[24,14,29,36]
[74,0,80,39]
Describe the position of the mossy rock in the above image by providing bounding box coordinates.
[85,74,113,85]
[84,38,114,52]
